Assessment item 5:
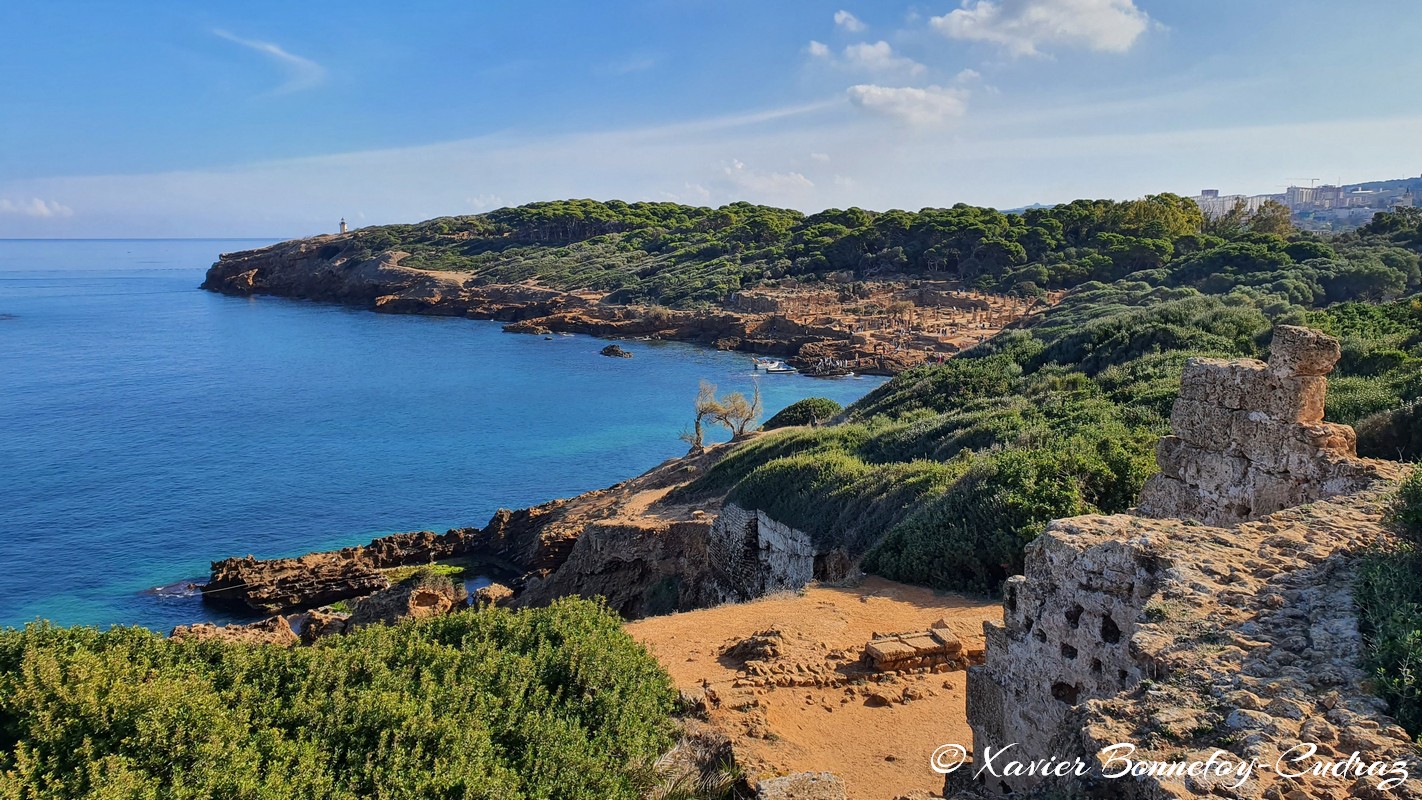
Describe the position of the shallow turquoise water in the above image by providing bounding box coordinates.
[0,240,883,631]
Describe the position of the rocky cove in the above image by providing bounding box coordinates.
[200,234,1046,376]
[182,323,1422,799]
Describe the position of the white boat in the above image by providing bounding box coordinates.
[763,360,797,373]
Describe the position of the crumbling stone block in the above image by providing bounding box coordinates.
[1138,325,1393,526]
[862,622,964,672]
[1268,323,1342,377]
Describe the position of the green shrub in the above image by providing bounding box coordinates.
[1357,400,1422,461]
[1357,547,1422,737]
[1394,470,1422,544]
[762,397,843,430]
[1326,375,1405,424]
[0,600,675,800]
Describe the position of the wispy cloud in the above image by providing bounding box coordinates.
[213,29,327,95]
[0,197,73,218]
[600,53,660,76]
[723,159,815,197]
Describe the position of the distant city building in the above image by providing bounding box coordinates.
[1192,190,1275,218]
[1192,173,1421,231]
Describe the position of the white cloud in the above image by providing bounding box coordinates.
[723,160,814,196]
[931,0,1151,57]
[213,29,327,94]
[834,10,867,32]
[0,197,73,218]
[467,194,505,211]
[846,84,969,127]
[955,68,983,84]
[810,152,831,162]
[660,183,713,203]
[842,41,926,76]
[807,40,831,58]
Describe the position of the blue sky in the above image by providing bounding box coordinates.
[2,0,1420,237]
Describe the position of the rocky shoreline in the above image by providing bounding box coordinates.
[203,231,1035,375]
[196,445,735,619]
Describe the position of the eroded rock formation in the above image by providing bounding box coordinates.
[514,501,822,618]
[202,552,391,614]
[170,615,300,647]
[1137,325,1392,526]
[345,575,466,629]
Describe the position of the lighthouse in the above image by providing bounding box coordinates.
[339,218,348,234]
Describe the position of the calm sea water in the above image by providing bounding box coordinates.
[0,239,883,632]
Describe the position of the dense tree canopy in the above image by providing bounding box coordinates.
[346,198,1422,309]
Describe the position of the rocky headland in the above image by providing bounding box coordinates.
[200,235,1043,375]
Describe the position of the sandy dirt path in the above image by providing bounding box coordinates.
[627,576,1001,799]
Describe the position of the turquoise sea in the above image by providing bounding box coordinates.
[0,239,883,631]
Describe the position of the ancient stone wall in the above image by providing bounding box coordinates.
[959,326,1415,799]
[964,520,1160,795]
[1137,325,1390,526]
[707,503,816,600]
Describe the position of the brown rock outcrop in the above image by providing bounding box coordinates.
[170,615,299,647]
[201,506,563,615]
[298,608,351,643]
[1137,325,1398,525]
[471,582,515,607]
[202,552,390,615]
[346,575,466,629]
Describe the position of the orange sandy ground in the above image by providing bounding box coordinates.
[626,577,1001,799]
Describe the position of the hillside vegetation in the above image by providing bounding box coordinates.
[0,600,676,800]
[346,198,1420,308]
[673,206,1422,592]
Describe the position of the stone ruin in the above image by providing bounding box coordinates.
[1137,324,1388,526]
[957,326,1417,799]
[862,620,967,672]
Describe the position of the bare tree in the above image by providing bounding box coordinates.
[713,380,762,440]
[679,379,763,449]
[679,380,723,452]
